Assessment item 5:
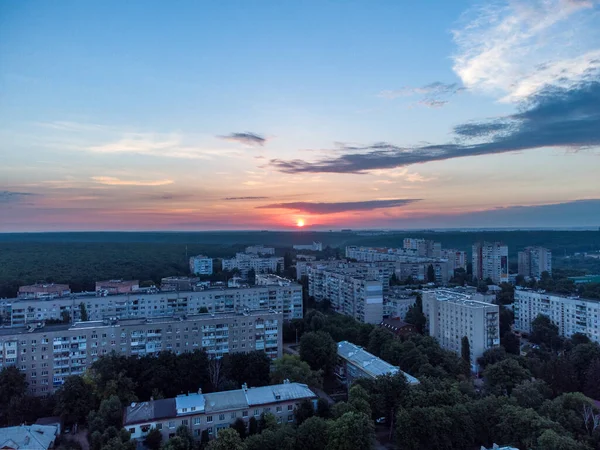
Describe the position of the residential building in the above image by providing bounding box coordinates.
[18,284,71,300]
[255,274,294,286]
[422,289,500,371]
[1,284,303,327]
[440,249,468,271]
[514,289,600,341]
[403,239,441,258]
[307,265,383,324]
[0,310,283,395]
[123,381,317,441]
[96,280,139,295]
[336,341,419,385]
[518,247,552,278]
[245,245,275,255]
[221,253,283,277]
[379,318,416,337]
[292,242,323,251]
[472,242,509,284]
[0,424,58,450]
[189,256,214,276]
[383,290,416,319]
[161,277,200,292]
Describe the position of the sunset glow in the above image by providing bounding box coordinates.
[297,219,305,228]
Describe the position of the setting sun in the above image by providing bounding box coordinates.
[296,219,305,227]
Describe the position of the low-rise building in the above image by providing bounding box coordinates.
[0,424,58,450]
[18,284,71,300]
[336,341,419,385]
[379,318,417,337]
[189,256,214,276]
[96,280,139,295]
[293,242,323,251]
[0,310,282,396]
[161,277,201,292]
[245,246,275,255]
[423,289,500,372]
[123,381,317,441]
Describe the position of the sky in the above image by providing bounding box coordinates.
[1,0,599,231]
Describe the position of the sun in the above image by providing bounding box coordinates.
[296,219,305,228]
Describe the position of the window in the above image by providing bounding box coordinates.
[276,406,282,412]
[254,409,260,416]
[230,412,236,419]
[193,418,200,425]
[181,419,188,426]
[156,424,162,430]
[207,416,213,423]
[219,414,225,421]
[129,428,135,434]
[287,405,293,411]
[207,427,213,435]
[263,407,270,413]
[168,421,175,429]
[288,414,294,422]
[242,410,248,417]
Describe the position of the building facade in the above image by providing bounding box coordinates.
[422,289,500,371]
[221,254,283,277]
[123,382,317,442]
[514,289,600,341]
[518,247,552,279]
[1,285,303,328]
[18,284,71,300]
[96,280,139,295]
[472,242,509,284]
[0,310,282,396]
[189,256,214,276]
[245,246,275,255]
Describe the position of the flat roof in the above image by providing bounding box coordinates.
[515,288,599,303]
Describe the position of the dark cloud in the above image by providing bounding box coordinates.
[256,199,420,214]
[0,191,36,203]
[272,80,600,174]
[224,196,270,201]
[218,132,267,147]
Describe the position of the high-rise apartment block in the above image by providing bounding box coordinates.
[403,239,441,258]
[307,264,383,324]
[189,255,214,276]
[518,247,552,278]
[472,242,509,284]
[0,285,303,328]
[221,254,283,278]
[514,289,599,341]
[422,289,500,371]
[440,249,468,271]
[0,310,283,396]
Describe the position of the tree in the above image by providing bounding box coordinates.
[79,302,89,321]
[327,412,375,450]
[143,428,162,450]
[427,264,435,283]
[208,356,225,391]
[248,416,258,436]
[584,358,600,400]
[349,384,372,417]
[258,412,277,432]
[461,336,471,368]
[494,405,557,450]
[477,282,489,293]
[499,305,514,336]
[247,268,256,285]
[226,351,271,387]
[0,366,27,408]
[230,417,247,439]
[477,347,507,371]
[61,310,71,323]
[299,331,337,374]
[206,428,245,450]
[296,416,329,450]
[530,314,560,348]
[512,380,552,409]
[316,398,330,418]
[54,376,97,425]
[270,355,322,387]
[295,399,315,425]
[501,331,521,355]
[537,429,590,450]
[483,358,531,395]
[404,294,426,334]
[367,327,394,357]
[199,306,209,313]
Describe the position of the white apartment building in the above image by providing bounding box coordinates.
[221,253,283,277]
[383,292,416,319]
[307,265,383,324]
[292,242,323,251]
[440,249,467,271]
[518,247,552,279]
[402,239,441,258]
[245,245,275,255]
[0,310,283,396]
[189,255,214,276]
[423,289,500,371]
[472,242,509,284]
[514,289,600,341]
[1,285,303,327]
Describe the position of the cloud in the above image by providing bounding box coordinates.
[256,198,420,214]
[452,0,600,102]
[379,82,465,99]
[217,132,267,147]
[91,176,174,186]
[271,80,600,173]
[0,191,36,203]
[224,196,270,201]
[418,99,449,108]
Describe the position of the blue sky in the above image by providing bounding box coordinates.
[1,0,599,231]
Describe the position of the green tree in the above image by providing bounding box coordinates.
[270,355,322,387]
[199,306,209,313]
[55,375,97,425]
[367,327,394,357]
[327,412,375,450]
[530,314,560,348]
[404,294,426,334]
[61,310,71,323]
[494,405,558,450]
[483,358,531,395]
[316,398,330,418]
[477,282,489,293]
[331,402,354,419]
[0,366,27,409]
[583,358,600,400]
[247,268,256,285]
[570,343,600,390]
[348,384,372,417]
[427,264,435,283]
[206,428,245,450]
[296,416,328,450]
[248,416,258,435]
[477,347,507,371]
[299,331,337,374]
[512,380,552,409]
[230,417,247,439]
[79,302,89,321]
[461,336,471,368]
[143,428,162,450]
[501,331,521,355]
[295,399,315,425]
[536,429,590,450]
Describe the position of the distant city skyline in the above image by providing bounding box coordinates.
[1,0,599,231]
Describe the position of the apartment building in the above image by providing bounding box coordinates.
[307,265,383,324]
[383,291,416,319]
[422,289,500,371]
[18,284,71,300]
[0,310,282,396]
[96,280,139,295]
[189,256,214,276]
[472,242,509,284]
[395,260,451,284]
[514,289,600,341]
[221,254,283,277]
[440,249,468,271]
[161,277,200,292]
[245,245,275,255]
[292,242,322,251]
[1,285,303,327]
[518,247,552,278]
[403,239,441,258]
[123,381,317,442]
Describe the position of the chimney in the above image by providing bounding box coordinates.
[242,383,248,392]
[198,388,202,394]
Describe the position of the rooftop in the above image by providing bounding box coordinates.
[123,398,176,426]
[426,289,496,308]
[337,341,419,385]
[0,424,58,450]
